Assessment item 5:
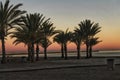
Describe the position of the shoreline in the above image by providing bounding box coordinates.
[1,49,120,55]
[0,52,120,58]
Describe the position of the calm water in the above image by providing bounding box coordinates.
[1,50,120,57]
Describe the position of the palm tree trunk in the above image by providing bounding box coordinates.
[27,44,31,61]
[31,42,35,62]
[89,46,92,58]
[36,43,39,61]
[1,36,6,63]
[85,38,90,58]
[44,47,47,59]
[77,44,81,59]
[61,44,64,58]
[64,44,67,60]
[86,45,89,58]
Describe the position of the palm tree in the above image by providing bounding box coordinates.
[35,28,44,61]
[35,43,40,61]
[71,27,83,59]
[61,29,71,60]
[64,29,72,59]
[0,0,26,63]
[89,37,101,58]
[11,13,47,62]
[20,13,41,62]
[78,19,101,58]
[41,20,57,59]
[40,38,52,59]
[53,31,65,58]
[10,26,32,61]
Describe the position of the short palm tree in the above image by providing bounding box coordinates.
[41,20,57,59]
[63,29,72,59]
[0,0,26,63]
[40,38,52,59]
[53,31,65,58]
[71,27,83,59]
[78,19,101,58]
[61,29,72,60]
[89,37,101,57]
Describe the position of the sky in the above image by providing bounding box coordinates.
[1,0,120,53]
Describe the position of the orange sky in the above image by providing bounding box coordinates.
[1,18,120,53]
[0,0,120,53]
[2,32,120,53]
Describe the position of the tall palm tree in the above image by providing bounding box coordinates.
[0,0,26,63]
[78,19,101,58]
[11,13,47,62]
[20,13,41,62]
[71,27,83,59]
[89,37,101,58]
[53,31,65,58]
[41,21,57,59]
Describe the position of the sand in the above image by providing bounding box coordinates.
[0,57,120,80]
[1,66,120,80]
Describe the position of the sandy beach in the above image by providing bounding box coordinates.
[0,57,120,80]
[0,0,120,80]
[1,66,120,80]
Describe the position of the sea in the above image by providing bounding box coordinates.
[1,50,120,57]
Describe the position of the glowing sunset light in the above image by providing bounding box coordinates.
[0,0,120,53]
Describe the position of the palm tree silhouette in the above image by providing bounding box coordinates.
[78,19,101,58]
[21,13,43,62]
[11,25,32,61]
[35,29,44,61]
[41,20,57,59]
[0,0,26,63]
[55,29,71,59]
[53,30,65,58]
[71,27,84,59]
[89,37,102,57]
[63,29,72,59]
[11,13,47,62]
[40,38,52,59]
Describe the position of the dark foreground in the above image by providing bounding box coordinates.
[0,57,120,80]
[0,65,120,80]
